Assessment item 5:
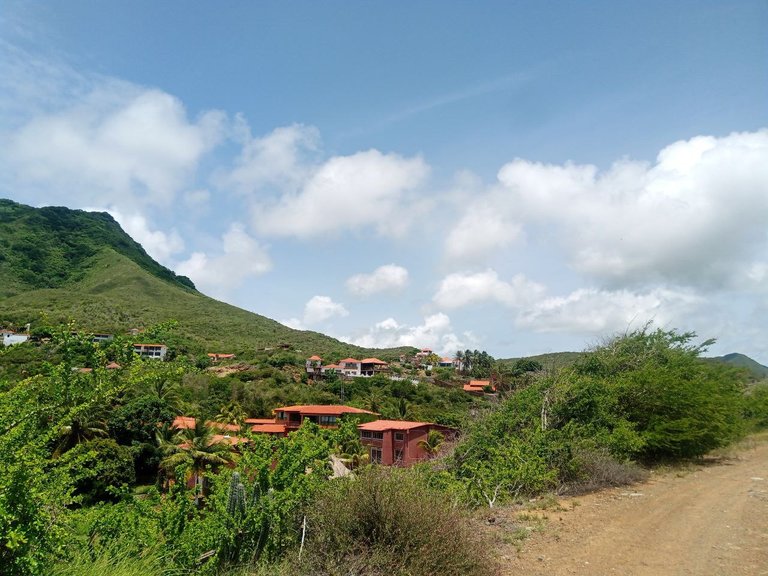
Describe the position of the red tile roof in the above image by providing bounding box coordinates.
[338,358,360,364]
[172,416,196,429]
[464,380,495,392]
[105,362,122,369]
[250,424,288,434]
[244,418,275,425]
[208,421,241,432]
[358,419,436,431]
[308,355,322,361]
[275,404,377,416]
[210,434,249,446]
[323,364,341,370]
[360,358,388,364]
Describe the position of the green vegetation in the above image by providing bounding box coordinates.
[2,201,767,575]
[0,199,194,295]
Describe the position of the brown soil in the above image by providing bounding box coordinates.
[494,437,768,576]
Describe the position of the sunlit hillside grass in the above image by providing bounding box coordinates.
[0,247,411,360]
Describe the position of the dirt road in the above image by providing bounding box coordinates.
[500,438,768,576]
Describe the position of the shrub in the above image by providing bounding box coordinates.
[296,467,495,576]
[563,448,648,494]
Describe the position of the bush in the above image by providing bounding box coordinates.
[61,439,136,503]
[563,448,648,494]
[297,467,495,576]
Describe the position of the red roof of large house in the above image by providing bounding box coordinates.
[338,358,360,364]
[360,358,388,364]
[274,404,377,416]
[358,419,438,431]
[307,355,322,361]
[245,418,275,425]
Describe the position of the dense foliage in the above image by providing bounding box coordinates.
[0,199,195,294]
[0,323,765,575]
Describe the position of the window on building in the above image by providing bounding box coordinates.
[394,449,404,462]
[370,447,382,464]
[394,432,404,442]
[319,415,337,425]
[361,430,384,440]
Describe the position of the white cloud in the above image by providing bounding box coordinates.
[516,287,704,334]
[250,149,430,238]
[176,223,271,297]
[5,83,225,210]
[346,264,409,296]
[345,313,478,356]
[445,130,768,289]
[106,209,184,266]
[445,201,524,261]
[224,123,320,195]
[433,269,545,309]
[282,295,349,330]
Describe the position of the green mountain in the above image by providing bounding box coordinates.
[709,352,768,381]
[0,200,411,359]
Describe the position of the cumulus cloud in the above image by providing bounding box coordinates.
[445,130,768,289]
[345,313,478,356]
[433,269,545,309]
[516,287,704,334]
[176,223,271,297]
[106,209,184,266]
[224,123,320,195]
[346,264,410,296]
[249,149,430,238]
[445,201,524,261]
[282,295,349,330]
[5,83,225,210]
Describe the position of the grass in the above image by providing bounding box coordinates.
[0,248,415,361]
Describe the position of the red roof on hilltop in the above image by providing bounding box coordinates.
[338,358,360,364]
[307,355,322,361]
[275,404,377,415]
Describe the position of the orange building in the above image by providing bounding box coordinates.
[358,420,457,466]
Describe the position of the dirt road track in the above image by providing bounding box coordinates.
[502,439,768,576]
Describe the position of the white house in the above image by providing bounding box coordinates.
[2,330,29,347]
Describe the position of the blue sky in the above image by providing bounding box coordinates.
[2,1,767,361]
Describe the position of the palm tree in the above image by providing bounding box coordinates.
[160,418,234,504]
[53,409,108,458]
[418,429,445,458]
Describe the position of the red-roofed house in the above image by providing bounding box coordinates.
[273,404,377,431]
[358,420,457,466]
[463,379,496,395]
[306,355,389,378]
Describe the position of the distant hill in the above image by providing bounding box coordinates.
[498,351,584,371]
[707,353,768,381]
[0,200,413,359]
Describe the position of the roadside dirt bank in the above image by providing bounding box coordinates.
[494,437,768,576]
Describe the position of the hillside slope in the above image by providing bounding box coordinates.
[0,199,412,358]
[0,247,409,358]
[709,352,768,381]
[0,199,195,296]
